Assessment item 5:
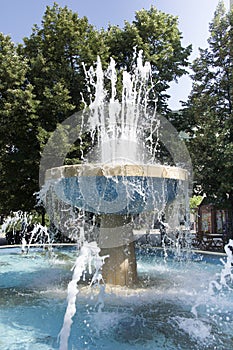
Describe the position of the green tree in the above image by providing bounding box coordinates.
[190,195,203,212]
[184,2,233,207]
[21,3,109,128]
[20,3,109,166]
[0,33,39,214]
[105,6,192,112]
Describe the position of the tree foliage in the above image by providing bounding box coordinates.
[105,6,191,112]
[20,3,110,166]
[0,34,39,214]
[183,2,233,205]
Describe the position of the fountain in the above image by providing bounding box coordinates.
[40,52,192,289]
[37,52,194,349]
[2,52,216,350]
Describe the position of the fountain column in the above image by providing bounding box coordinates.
[99,214,137,286]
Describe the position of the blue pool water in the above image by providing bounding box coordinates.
[0,246,233,350]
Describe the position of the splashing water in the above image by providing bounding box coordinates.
[41,50,192,243]
[172,316,212,343]
[0,211,51,251]
[39,51,193,349]
[189,240,233,326]
[219,239,233,288]
[81,50,157,165]
[58,241,108,350]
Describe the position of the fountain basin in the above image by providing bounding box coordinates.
[0,246,231,350]
[45,164,188,215]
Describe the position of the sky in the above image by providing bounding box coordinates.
[0,0,231,109]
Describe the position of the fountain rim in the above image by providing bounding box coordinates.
[45,163,188,182]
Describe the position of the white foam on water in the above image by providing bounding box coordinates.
[173,316,212,343]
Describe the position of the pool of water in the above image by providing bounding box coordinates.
[0,246,233,350]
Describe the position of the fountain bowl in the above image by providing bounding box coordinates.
[45,163,188,215]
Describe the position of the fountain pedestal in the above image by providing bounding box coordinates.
[99,214,137,286]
